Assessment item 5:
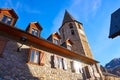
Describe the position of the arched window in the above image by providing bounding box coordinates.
[69,23,73,29]
[71,30,74,35]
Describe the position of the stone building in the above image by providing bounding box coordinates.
[0,8,103,80]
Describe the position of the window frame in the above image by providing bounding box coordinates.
[71,30,74,35]
[57,57,63,69]
[1,15,13,25]
[31,28,39,37]
[71,61,82,73]
[53,38,59,45]
[28,47,44,66]
[69,23,73,29]
[67,44,72,50]
[53,55,67,70]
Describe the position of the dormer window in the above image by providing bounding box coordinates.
[31,28,39,37]
[61,39,73,50]
[1,15,12,25]
[0,8,18,26]
[47,32,61,45]
[53,38,59,45]
[26,22,43,38]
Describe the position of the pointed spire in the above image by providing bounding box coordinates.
[62,10,75,24]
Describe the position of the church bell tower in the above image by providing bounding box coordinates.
[59,10,93,59]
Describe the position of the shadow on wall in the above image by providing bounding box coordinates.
[0,37,39,80]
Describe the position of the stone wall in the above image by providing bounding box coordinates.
[0,33,84,80]
[59,22,85,55]
[0,32,102,80]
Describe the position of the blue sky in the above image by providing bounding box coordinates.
[0,0,120,66]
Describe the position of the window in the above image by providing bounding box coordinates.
[1,15,12,25]
[35,30,38,36]
[29,48,44,65]
[67,45,72,50]
[69,23,73,29]
[32,28,35,35]
[31,28,39,37]
[30,50,35,62]
[71,61,82,73]
[52,55,67,70]
[1,15,7,22]
[71,30,74,35]
[57,57,67,70]
[53,39,58,45]
[6,17,12,25]
[58,57,63,69]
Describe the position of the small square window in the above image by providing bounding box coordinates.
[35,30,39,37]
[53,39,58,45]
[67,45,72,50]
[31,28,39,37]
[1,15,7,23]
[1,15,12,25]
[32,28,35,35]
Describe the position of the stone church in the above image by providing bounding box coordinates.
[0,8,104,80]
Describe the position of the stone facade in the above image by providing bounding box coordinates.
[0,32,99,80]
[0,8,104,80]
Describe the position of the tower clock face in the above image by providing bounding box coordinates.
[80,29,84,35]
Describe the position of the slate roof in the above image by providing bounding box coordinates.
[62,10,75,25]
[0,8,18,19]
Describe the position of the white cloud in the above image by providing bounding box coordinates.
[1,0,41,14]
[92,0,101,11]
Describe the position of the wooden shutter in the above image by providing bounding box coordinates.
[40,52,44,65]
[71,61,76,72]
[79,63,83,73]
[63,58,67,70]
[82,67,87,79]
[0,39,7,56]
[53,55,58,68]
[84,66,92,78]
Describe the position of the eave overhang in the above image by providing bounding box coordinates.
[0,22,99,64]
[0,8,18,19]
